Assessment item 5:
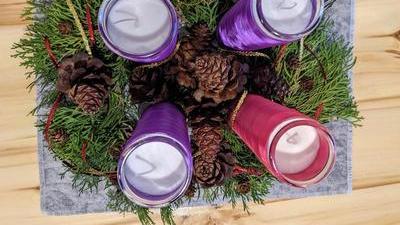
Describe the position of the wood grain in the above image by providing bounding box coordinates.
[354,0,400,102]
[0,0,27,25]
[1,0,400,224]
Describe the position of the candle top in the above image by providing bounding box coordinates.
[259,0,313,34]
[106,0,172,55]
[275,125,320,174]
[124,141,187,196]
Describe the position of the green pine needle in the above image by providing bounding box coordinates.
[160,206,176,225]
[107,190,155,225]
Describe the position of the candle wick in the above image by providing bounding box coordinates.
[278,0,297,10]
[114,17,138,26]
[286,131,299,144]
[113,8,139,26]
[135,155,156,176]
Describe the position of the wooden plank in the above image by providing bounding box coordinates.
[1,182,400,225]
[353,106,400,189]
[358,97,400,111]
[0,0,27,25]
[354,0,400,102]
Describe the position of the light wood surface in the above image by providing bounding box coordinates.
[1,0,400,224]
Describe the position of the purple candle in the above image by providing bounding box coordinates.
[98,0,179,63]
[218,0,324,50]
[117,103,193,207]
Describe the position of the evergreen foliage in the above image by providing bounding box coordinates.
[12,0,361,224]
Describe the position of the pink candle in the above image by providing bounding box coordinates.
[230,94,335,187]
[274,124,319,174]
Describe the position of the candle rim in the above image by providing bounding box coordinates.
[98,0,179,62]
[253,0,325,40]
[118,133,193,207]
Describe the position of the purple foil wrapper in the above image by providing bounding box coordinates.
[217,0,324,50]
[98,0,179,63]
[117,103,193,207]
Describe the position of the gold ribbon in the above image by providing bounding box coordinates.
[66,0,92,57]
[132,42,181,72]
[230,90,248,126]
[218,48,271,59]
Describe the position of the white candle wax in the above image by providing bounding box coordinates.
[107,0,172,55]
[260,0,313,34]
[275,125,320,174]
[124,141,187,196]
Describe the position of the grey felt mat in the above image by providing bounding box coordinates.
[37,0,354,215]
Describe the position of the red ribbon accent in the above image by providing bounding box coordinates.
[44,37,58,67]
[304,44,327,80]
[81,141,88,162]
[275,44,287,67]
[85,4,95,46]
[314,102,324,120]
[233,165,264,177]
[44,94,62,143]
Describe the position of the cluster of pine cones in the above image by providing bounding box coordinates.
[128,24,291,188]
[191,116,236,187]
[54,24,291,189]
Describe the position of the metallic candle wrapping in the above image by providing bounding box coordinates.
[230,94,335,187]
[98,0,179,63]
[118,103,193,207]
[217,0,324,50]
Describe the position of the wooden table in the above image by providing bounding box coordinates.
[1,0,399,224]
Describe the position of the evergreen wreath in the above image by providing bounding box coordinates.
[13,0,362,224]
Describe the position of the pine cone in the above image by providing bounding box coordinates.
[194,150,236,187]
[194,155,224,187]
[177,71,196,88]
[287,55,300,70]
[56,53,112,114]
[59,21,73,35]
[217,150,236,180]
[300,77,314,92]
[175,24,212,65]
[194,53,248,103]
[49,129,68,144]
[192,123,222,155]
[108,173,118,186]
[166,24,212,89]
[192,126,236,188]
[190,24,212,51]
[129,68,159,103]
[236,180,251,194]
[249,66,289,102]
[129,68,178,104]
[68,82,108,114]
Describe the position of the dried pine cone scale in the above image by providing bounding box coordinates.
[250,65,289,102]
[236,180,251,194]
[168,24,213,90]
[58,21,73,35]
[192,123,222,152]
[49,129,68,144]
[194,53,247,103]
[68,83,108,114]
[129,68,178,104]
[194,156,225,187]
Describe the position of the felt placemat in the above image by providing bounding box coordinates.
[36,0,354,215]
